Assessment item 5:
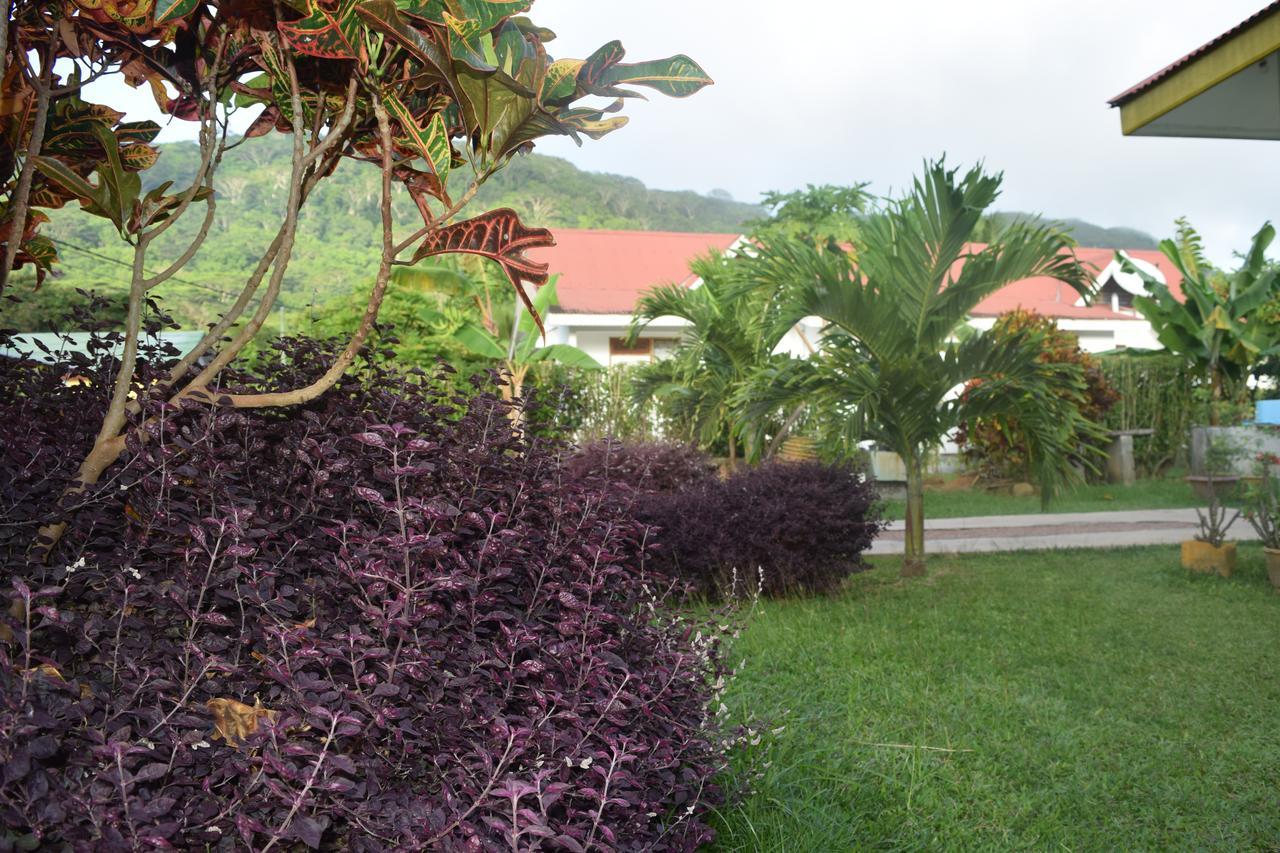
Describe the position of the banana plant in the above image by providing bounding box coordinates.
[1121,219,1280,425]
[450,275,600,417]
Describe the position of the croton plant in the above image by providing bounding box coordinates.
[0,0,709,551]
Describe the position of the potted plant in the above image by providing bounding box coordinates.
[1186,436,1242,502]
[1245,467,1280,590]
[1181,468,1242,576]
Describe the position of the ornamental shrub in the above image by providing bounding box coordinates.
[564,440,718,495]
[957,309,1118,483]
[0,336,726,851]
[635,460,885,598]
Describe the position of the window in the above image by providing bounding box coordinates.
[609,337,653,357]
[1097,276,1136,310]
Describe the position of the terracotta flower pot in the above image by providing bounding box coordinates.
[1267,547,1280,591]
[1185,475,1240,502]
[1180,540,1238,577]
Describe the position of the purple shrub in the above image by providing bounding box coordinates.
[563,441,717,495]
[636,461,886,598]
[0,337,726,851]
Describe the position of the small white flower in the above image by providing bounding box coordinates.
[191,740,211,750]
[66,557,86,575]
[579,756,592,769]
[124,566,142,580]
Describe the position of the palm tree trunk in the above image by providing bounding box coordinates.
[902,450,927,577]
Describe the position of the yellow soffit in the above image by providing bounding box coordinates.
[1120,11,1280,135]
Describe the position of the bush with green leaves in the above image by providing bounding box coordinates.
[957,309,1116,485]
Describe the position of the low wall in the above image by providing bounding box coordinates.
[1190,425,1280,475]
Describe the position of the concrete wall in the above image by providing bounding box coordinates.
[1190,425,1280,475]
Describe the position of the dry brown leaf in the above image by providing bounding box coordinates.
[207,697,278,746]
[26,663,64,681]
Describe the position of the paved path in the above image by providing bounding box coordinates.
[870,508,1261,555]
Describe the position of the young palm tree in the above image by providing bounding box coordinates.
[627,253,777,463]
[735,160,1096,576]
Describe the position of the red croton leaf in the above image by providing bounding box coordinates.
[277,0,364,62]
[412,208,554,332]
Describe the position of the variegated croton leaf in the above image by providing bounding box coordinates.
[412,208,554,331]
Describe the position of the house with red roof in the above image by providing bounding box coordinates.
[527,229,1182,366]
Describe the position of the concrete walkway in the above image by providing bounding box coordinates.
[870,508,1261,555]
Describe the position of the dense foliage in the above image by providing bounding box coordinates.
[957,309,1116,485]
[564,440,718,495]
[0,338,727,850]
[628,253,783,463]
[1122,218,1280,425]
[1,0,712,559]
[635,461,885,598]
[1098,353,1196,475]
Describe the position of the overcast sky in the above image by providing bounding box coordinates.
[89,0,1277,264]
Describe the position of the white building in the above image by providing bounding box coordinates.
[527,230,1183,362]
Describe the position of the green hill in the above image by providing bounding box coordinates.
[12,137,762,330]
[6,137,1157,331]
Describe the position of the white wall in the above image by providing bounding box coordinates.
[965,317,1161,353]
[545,313,824,367]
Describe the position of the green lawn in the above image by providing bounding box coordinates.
[882,475,1202,519]
[709,546,1280,851]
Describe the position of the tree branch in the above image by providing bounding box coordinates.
[0,31,55,293]
[204,95,398,409]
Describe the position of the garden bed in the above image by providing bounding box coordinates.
[711,545,1280,850]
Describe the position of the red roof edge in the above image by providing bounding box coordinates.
[1108,1,1280,106]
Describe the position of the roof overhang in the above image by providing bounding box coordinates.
[1110,3,1280,139]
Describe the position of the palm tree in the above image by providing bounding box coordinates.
[735,160,1096,576]
[627,253,777,463]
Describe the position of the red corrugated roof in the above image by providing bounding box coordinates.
[971,246,1184,319]
[533,229,1182,321]
[1109,2,1280,106]
[530,229,740,313]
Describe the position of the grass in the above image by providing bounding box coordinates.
[709,546,1280,851]
[881,475,1202,519]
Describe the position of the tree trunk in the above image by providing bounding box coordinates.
[901,450,926,577]
[1208,368,1223,427]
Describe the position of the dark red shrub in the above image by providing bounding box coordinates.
[0,336,726,851]
[563,440,718,495]
[636,461,886,598]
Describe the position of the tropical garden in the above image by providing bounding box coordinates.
[3,0,1280,850]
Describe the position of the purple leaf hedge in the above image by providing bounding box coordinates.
[0,337,726,851]
[562,441,719,496]
[634,459,887,598]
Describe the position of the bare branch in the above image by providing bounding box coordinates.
[177,37,314,394]
[203,94,399,409]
